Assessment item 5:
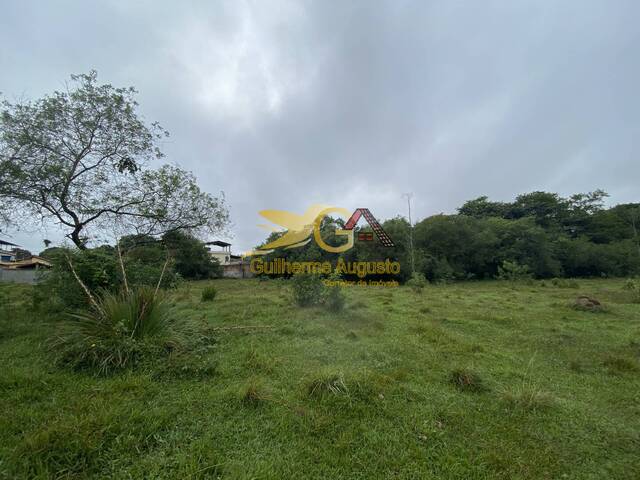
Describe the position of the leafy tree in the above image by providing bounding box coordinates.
[496,260,532,281]
[0,71,228,248]
[13,248,32,261]
[614,204,640,256]
[162,230,221,280]
[253,191,640,282]
[487,217,561,278]
[458,196,509,218]
[414,215,497,279]
[567,189,608,215]
[506,191,569,228]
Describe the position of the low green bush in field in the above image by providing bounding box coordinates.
[291,273,326,307]
[406,272,427,292]
[291,273,346,311]
[201,285,217,302]
[496,260,532,281]
[622,278,640,303]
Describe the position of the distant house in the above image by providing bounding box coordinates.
[0,239,19,263]
[1,256,52,270]
[0,239,52,283]
[205,240,236,266]
[205,241,252,278]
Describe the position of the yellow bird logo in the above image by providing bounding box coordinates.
[245,204,354,256]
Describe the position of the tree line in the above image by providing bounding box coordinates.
[257,190,640,282]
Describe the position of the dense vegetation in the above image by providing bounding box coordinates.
[257,190,640,282]
[1,278,638,478]
[36,231,220,310]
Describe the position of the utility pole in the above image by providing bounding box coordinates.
[402,193,415,275]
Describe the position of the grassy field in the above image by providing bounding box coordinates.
[1,278,639,479]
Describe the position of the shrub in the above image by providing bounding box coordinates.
[201,285,217,302]
[50,287,174,375]
[162,231,222,279]
[35,245,179,311]
[622,278,640,303]
[496,260,532,281]
[406,272,427,292]
[291,273,325,307]
[36,247,119,309]
[422,256,455,283]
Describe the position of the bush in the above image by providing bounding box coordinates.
[35,245,179,311]
[36,247,119,309]
[496,260,532,281]
[422,256,455,283]
[201,285,217,302]
[162,231,222,279]
[50,287,174,375]
[291,273,325,307]
[406,272,427,292]
[622,278,640,303]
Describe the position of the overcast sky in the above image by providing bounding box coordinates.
[1,0,638,253]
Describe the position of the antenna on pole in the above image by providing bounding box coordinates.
[402,193,415,275]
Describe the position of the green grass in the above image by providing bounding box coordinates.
[0,278,639,479]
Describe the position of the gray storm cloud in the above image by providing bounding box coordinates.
[1,0,638,253]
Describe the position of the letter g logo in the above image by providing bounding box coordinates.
[312,207,354,253]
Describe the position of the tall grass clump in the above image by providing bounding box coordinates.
[449,368,486,393]
[307,372,349,397]
[51,286,174,375]
[499,357,555,410]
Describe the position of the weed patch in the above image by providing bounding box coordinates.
[603,356,639,374]
[307,372,349,397]
[449,368,487,393]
